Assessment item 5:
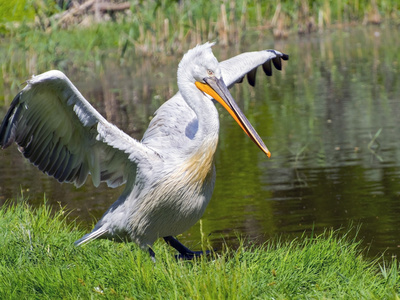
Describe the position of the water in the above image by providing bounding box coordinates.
[1,26,400,259]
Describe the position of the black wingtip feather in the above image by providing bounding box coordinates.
[247,68,257,87]
[282,53,289,60]
[272,57,282,70]
[262,60,273,76]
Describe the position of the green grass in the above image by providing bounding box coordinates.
[0,196,399,299]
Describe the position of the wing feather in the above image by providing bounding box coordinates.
[262,60,273,76]
[247,68,257,87]
[0,70,156,188]
[220,49,289,88]
[272,56,283,70]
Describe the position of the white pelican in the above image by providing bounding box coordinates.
[0,43,288,260]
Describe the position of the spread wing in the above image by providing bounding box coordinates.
[0,70,157,188]
[220,49,289,88]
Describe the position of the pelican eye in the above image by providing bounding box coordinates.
[207,69,214,77]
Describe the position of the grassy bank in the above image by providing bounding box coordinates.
[0,196,399,298]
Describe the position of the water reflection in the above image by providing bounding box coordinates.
[1,26,399,259]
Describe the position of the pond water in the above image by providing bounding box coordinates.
[1,26,400,259]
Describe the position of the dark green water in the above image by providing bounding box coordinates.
[1,26,399,259]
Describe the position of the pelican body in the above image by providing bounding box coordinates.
[0,43,288,259]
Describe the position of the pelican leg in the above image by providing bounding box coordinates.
[148,247,156,263]
[163,236,209,260]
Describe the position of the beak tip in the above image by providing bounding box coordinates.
[267,152,271,158]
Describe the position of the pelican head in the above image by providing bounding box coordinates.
[178,42,271,157]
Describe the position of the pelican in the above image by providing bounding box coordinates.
[0,43,288,260]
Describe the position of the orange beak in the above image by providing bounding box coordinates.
[196,77,271,158]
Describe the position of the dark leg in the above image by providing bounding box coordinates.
[163,236,210,260]
[148,247,156,263]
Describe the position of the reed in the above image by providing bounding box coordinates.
[1,0,399,57]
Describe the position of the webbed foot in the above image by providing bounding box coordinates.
[163,236,210,260]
